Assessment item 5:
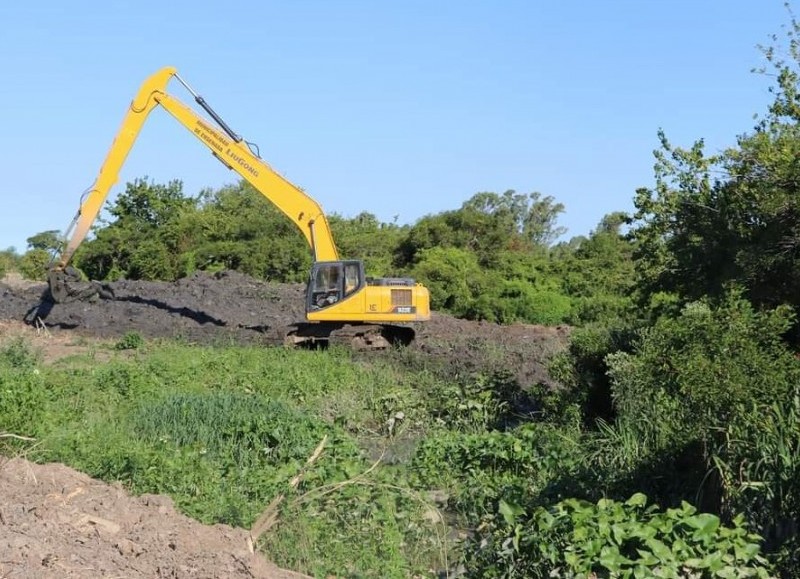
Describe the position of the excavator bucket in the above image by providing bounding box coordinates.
[47,267,112,303]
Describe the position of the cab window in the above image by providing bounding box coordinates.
[344,263,360,297]
[310,263,343,309]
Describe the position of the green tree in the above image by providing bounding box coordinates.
[557,212,636,325]
[397,190,566,268]
[329,212,406,277]
[75,178,196,281]
[630,22,800,328]
[0,247,19,278]
[19,249,51,281]
[410,246,488,315]
[26,230,62,253]
[191,182,311,281]
[110,178,194,228]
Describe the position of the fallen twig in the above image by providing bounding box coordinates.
[35,317,51,337]
[0,433,36,442]
[248,434,328,548]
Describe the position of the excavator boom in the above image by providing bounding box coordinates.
[56,67,337,268]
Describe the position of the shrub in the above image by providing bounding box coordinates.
[412,424,581,522]
[607,295,800,454]
[114,331,145,351]
[605,294,800,574]
[18,248,51,280]
[548,320,636,426]
[465,493,773,578]
[490,281,572,325]
[0,340,45,436]
[713,394,800,574]
[0,248,20,277]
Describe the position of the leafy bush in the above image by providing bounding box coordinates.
[548,320,636,426]
[465,493,772,578]
[607,295,800,453]
[568,292,633,326]
[713,394,800,571]
[488,281,572,325]
[605,295,800,574]
[421,370,533,432]
[18,248,51,280]
[0,339,45,437]
[1,337,40,369]
[0,248,20,278]
[412,424,581,522]
[411,246,487,315]
[114,331,145,351]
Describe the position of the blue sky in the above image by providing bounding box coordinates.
[0,1,790,253]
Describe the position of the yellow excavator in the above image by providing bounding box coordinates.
[48,66,430,348]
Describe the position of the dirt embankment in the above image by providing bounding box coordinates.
[0,271,306,346]
[0,458,308,579]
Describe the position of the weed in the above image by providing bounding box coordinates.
[465,494,773,578]
[114,331,144,351]
[0,337,39,369]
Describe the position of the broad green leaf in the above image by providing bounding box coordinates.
[625,493,648,507]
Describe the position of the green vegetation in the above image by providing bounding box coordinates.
[0,340,449,576]
[1,328,789,577]
[467,494,771,578]
[6,9,800,579]
[0,247,20,278]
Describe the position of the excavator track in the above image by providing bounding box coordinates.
[286,323,415,351]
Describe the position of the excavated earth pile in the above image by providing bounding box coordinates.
[0,271,306,346]
[0,458,307,579]
[0,270,570,388]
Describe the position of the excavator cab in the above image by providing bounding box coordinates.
[308,261,363,310]
[298,259,428,348]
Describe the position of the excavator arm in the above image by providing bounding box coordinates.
[53,66,339,274]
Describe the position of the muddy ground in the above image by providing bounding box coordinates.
[0,271,570,578]
[0,270,570,388]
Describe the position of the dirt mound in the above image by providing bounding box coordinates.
[0,457,306,579]
[1,271,305,346]
[414,313,569,389]
[0,271,569,388]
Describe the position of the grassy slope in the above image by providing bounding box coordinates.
[1,336,515,577]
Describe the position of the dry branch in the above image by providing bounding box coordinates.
[249,434,328,548]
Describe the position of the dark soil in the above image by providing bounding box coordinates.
[3,271,305,346]
[0,270,570,389]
